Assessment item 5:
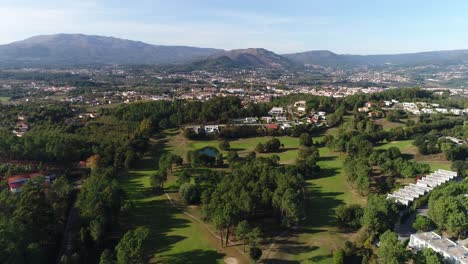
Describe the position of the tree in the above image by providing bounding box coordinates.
[362,195,399,234]
[86,154,101,169]
[115,226,150,264]
[226,151,239,163]
[236,220,250,251]
[99,249,115,264]
[336,204,363,230]
[249,247,262,262]
[247,227,262,247]
[333,248,345,264]
[150,169,167,192]
[414,248,443,264]
[219,140,230,151]
[299,133,313,147]
[378,230,408,264]
[412,215,434,232]
[179,183,201,204]
[264,138,281,152]
[255,142,265,153]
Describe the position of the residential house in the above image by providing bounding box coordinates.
[435,108,449,114]
[244,117,257,124]
[268,107,285,116]
[358,107,370,113]
[265,124,279,130]
[7,172,56,193]
[450,109,463,115]
[204,125,219,134]
[260,116,274,123]
[275,116,287,123]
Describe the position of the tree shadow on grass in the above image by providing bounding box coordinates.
[308,253,333,262]
[318,155,337,162]
[263,259,300,264]
[159,249,225,264]
[229,147,246,152]
[132,198,193,255]
[121,170,193,257]
[303,185,345,228]
[315,168,340,179]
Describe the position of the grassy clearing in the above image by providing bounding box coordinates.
[120,136,239,264]
[373,118,406,131]
[0,96,10,104]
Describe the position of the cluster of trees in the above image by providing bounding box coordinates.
[369,147,430,178]
[413,134,441,155]
[385,110,406,122]
[114,97,269,128]
[255,138,282,153]
[0,176,72,263]
[333,195,402,263]
[428,181,467,238]
[201,156,305,247]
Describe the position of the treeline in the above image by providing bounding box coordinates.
[113,97,270,127]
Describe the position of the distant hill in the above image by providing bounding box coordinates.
[284,49,468,67]
[2,34,468,69]
[0,34,222,67]
[171,48,299,71]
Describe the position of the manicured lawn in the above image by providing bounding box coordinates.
[375,139,414,152]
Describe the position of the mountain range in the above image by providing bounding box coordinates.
[2,33,468,69]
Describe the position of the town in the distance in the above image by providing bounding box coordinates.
[0,33,467,264]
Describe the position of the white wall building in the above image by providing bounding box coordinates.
[409,232,468,264]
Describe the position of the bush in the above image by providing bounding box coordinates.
[179,183,201,204]
[412,215,434,231]
[219,140,230,151]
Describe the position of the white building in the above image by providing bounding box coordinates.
[268,107,285,116]
[387,170,457,206]
[261,116,274,123]
[435,108,449,114]
[450,109,463,115]
[204,125,219,134]
[409,232,468,264]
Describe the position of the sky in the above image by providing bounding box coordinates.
[2,0,468,54]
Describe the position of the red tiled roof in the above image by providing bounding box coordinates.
[7,172,44,183]
[265,124,279,130]
[8,182,23,189]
